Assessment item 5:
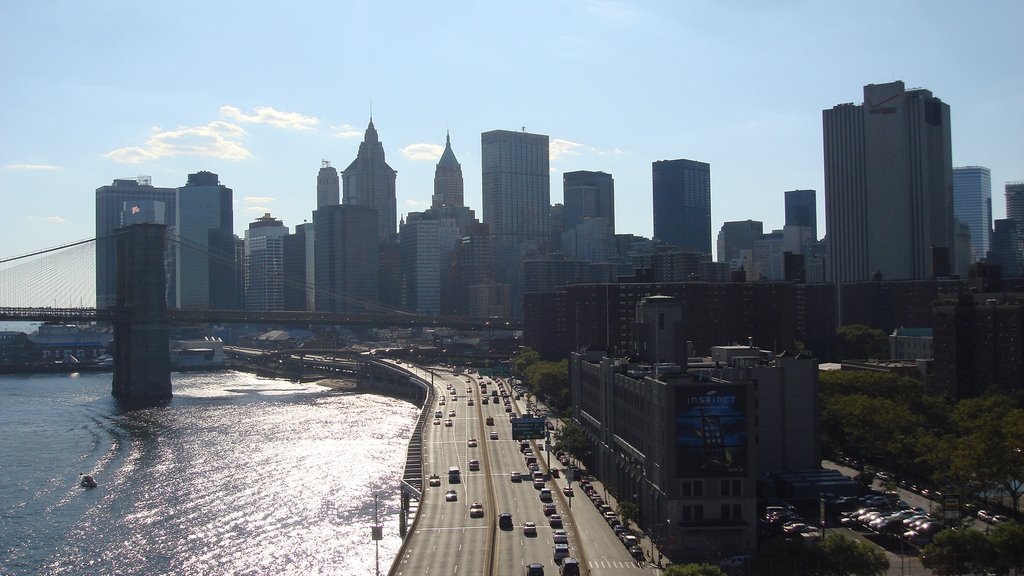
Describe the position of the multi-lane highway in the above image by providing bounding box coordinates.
[390,366,664,576]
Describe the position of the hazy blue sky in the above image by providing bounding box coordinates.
[2,0,1021,259]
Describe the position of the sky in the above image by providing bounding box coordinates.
[1,0,1022,261]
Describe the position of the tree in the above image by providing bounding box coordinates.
[511,347,540,380]
[835,324,888,360]
[553,418,589,463]
[665,564,726,576]
[989,521,1024,576]
[523,359,569,410]
[818,532,889,576]
[617,500,640,527]
[946,396,1024,513]
[921,528,994,576]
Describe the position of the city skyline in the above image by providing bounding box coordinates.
[1,1,1021,259]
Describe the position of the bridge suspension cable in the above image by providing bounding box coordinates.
[0,238,97,308]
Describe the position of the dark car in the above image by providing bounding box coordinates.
[526,563,545,576]
[499,512,513,530]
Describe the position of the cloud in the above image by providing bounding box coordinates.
[591,146,626,156]
[5,163,60,171]
[330,123,362,138]
[550,138,584,161]
[400,143,444,160]
[243,196,275,203]
[219,105,319,131]
[27,215,66,223]
[103,121,251,164]
[404,199,428,209]
[247,206,272,214]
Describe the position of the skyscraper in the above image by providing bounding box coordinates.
[952,167,992,263]
[95,177,176,309]
[717,220,764,264]
[481,129,550,314]
[823,81,954,282]
[313,204,379,313]
[432,132,464,208]
[652,159,712,255]
[1007,182,1024,224]
[784,189,817,241]
[244,213,288,311]
[563,170,615,232]
[175,171,236,310]
[317,160,339,208]
[343,119,397,242]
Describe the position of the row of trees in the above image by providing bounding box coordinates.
[511,347,571,412]
[921,522,1024,575]
[821,370,1024,513]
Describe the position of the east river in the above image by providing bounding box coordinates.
[0,371,419,575]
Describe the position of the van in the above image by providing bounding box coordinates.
[448,466,461,483]
[559,558,580,576]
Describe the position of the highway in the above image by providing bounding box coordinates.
[391,365,664,576]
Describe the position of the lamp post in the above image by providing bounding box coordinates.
[370,493,382,576]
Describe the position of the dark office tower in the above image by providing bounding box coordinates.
[176,171,237,310]
[563,170,615,232]
[784,189,817,241]
[717,220,764,264]
[481,129,550,314]
[317,160,339,208]
[343,119,397,242]
[1007,182,1024,224]
[952,167,992,263]
[312,204,380,313]
[283,223,313,311]
[432,132,464,208]
[96,177,177,309]
[652,159,712,255]
[990,219,1024,278]
[824,81,954,283]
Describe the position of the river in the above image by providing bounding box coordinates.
[0,371,418,575]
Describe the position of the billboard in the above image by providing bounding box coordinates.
[675,385,747,477]
[512,417,547,440]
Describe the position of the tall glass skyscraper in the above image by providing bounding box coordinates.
[563,170,615,232]
[481,129,550,316]
[652,159,712,255]
[176,171,236,310]
[784,189,817,241]
[823,81,954,282]
[952,166,992,263]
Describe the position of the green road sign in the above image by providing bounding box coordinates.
[512,417,547,440]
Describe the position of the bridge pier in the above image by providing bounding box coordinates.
[111,224,171,403]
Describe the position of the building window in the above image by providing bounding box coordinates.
[720,503,742,520]
[681,480,704,497]
[720,479,742,496]
[681,504,704,522]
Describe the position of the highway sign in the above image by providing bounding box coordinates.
[512,417,547,440]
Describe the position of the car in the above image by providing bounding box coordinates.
[470,502,484,518]
[468,438,478,447]
[448,410,456,417]
[510,471,522,482]
[552,529,568,544]
[468,399,475,406]
[526,563,545,576]
[549,514,563,528]
[490,431,499,440]
[523,521,537,536]
[560,558,580,576]
[429,474,441,487]
[562,486,574,497]
[553,543,570,562]
[499,512,514,530]
[444,419,453,427]
[445,490,457,502]
[469,459,480,471]
[438,399,445,405]
[433,418,441,425]
[721,555,752,569]
[482,397,489,404]
[543,503,557,516]
[539,488,553,502]
[628,546,645,561]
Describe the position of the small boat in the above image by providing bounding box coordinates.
[79,474,97,489]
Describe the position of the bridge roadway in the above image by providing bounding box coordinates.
[0,306,521,331]
[390,365,664,576]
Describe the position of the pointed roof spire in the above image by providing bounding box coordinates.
[437,131,459,167]
[364,117,378,143]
